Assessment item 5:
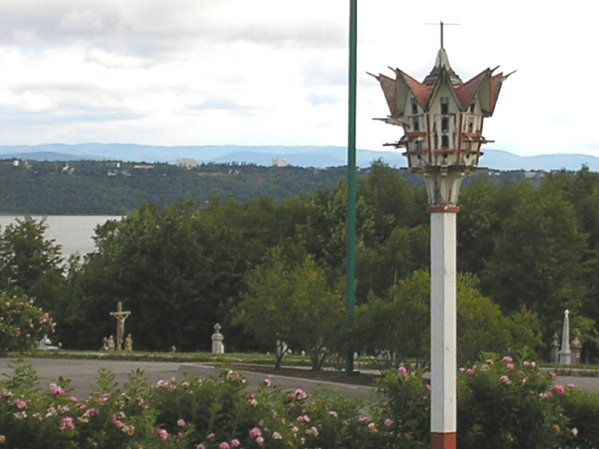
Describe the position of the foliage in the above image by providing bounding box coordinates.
[3,163,599,361]
[374,368,430,448]
[0,216,65,307]
[235,248,345,370]
[0,292,55,353]
[376,356,599,449]
[481,183,589,336]
[355,270,542,368]
[0,161,351,215]
[0,361,400,449]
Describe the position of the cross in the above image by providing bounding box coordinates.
[425,20,459,49]
[110,301,131,351]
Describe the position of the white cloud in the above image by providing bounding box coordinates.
[0,0,595,156]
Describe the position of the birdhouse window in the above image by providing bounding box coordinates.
[470,103,475,113]
[411,100,418,115]
[413,118,420,131]
[468,121,474,132]
[441,135,449,149]
[441,117,449,133]
[441,97,449,114]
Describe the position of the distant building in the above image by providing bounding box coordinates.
[177,158,200,169]
[133,164,153,170]
[272,157,289,167]
[105,161,121,168]
[61,163,75,175]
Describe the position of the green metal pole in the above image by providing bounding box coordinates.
[345,0,357,376]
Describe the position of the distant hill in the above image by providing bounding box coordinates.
[0,144,597,171]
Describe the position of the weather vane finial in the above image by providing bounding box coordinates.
[425,20,459,49]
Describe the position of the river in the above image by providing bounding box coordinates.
[0,215,122,258]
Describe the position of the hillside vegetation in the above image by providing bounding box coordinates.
[0,158,539,215]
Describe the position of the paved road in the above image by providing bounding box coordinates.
[0,358,376,402]
[0,357,596,400]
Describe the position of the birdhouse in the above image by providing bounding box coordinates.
[372,41,511,171]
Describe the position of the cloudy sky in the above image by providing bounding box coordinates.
[0,0,596,157]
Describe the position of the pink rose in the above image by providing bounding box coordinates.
[60,417,75,431]
[155,429,169,440]
[553,384,565,395]
[293,388,308,400]
[500,375,511,385]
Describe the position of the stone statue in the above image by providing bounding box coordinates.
[124,334,133,352]
[102,337,109,351]
[107,335,116,351]
[211,323,224,354]
[550,332,559,364]
[110,302,131,351]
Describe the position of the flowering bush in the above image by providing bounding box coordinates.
[0,362,400,449]
[376,356,599,449]
[1,358,599,448]
[0,292,55,353]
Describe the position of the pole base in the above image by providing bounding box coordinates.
[431,432,456,449]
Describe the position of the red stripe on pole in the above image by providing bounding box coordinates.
[427,205,461,214]
[431,432,457,449]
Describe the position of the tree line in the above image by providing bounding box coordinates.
[2,161,598,367]
[0,158,542,215]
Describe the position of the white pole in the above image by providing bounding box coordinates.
[430,210,457,449]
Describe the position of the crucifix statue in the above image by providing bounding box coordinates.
[110,301,131,351]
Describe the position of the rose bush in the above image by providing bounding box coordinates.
[376,355,599,449]
[0,292,55,354]
[1,357,599,448]
[0,361,400,449]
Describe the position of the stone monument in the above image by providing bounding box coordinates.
[110,301,131,351]
[558,309,572,365]
[550,332,559,364]
[211,323,225,354]
[571,331,582,364]
[37,334,58,351]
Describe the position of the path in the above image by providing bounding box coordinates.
[0,358,596,400]
[0,358,375,401]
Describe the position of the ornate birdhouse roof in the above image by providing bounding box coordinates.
[372,47,512,117]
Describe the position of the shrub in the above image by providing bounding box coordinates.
[376,356,599,449]
[0,292,55,353]
[457,357,566,449]
[0,361,399,449]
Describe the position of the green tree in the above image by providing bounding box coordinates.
[458,178,502,274]
[356,271,530,367]
[358,160,426,245]
[481,185,589,337]
[235,248,344,370]
[0,216,66,323]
